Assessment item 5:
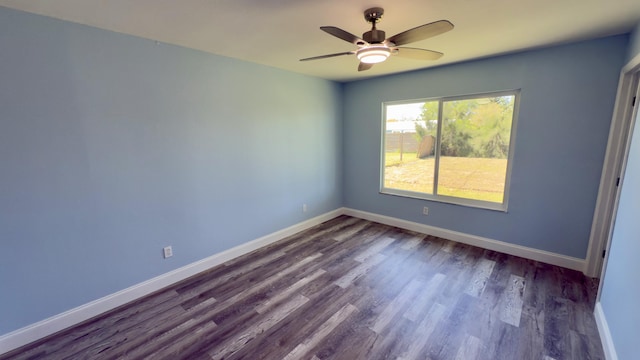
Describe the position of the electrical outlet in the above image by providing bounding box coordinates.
[303,204,307,213]
[423,206,429,215]
[163,246,173,259]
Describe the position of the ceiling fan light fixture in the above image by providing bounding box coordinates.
[356,47,391,64]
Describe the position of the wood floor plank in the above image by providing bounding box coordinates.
[398,303,446,360]
[8,289,183,360]
[207,294,309,360]
[499,274,526,327]
[485,321,521,360]
[370,278,423,334]
[363,317,416,359]
[400,233,425,250]
[354,236,395,262]
[403,273,446,322]
[283,303,358,360]
[242,287,355,360]
[362,241,433,301]
[315,318,378,360]
[465,258,496,297]
[544,295,575,359]
[68,305,188,359]
[187,252,322,312]
[333,253,386,289]
[0,216,604,360]
[67,291,204,359]
[254,215,358,256]
[515,309,546,360]
[425,294,476,359]
[255,268,326,314]
[441,239,456,253]
[142,320,217,360]
[454,334,484,360]
[332,221,372,241]
[106,297,219,359]
[175,250,288,297]
[123,317,199,358]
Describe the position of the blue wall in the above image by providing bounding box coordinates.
[600,22,640,360]
[626,22,640,63]
[600,99,640,360]
[343,36,628,258]
[0,7,342,335]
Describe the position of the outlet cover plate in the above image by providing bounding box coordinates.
[163,246,173,258]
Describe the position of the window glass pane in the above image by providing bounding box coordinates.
[438,95,515,203]
[383,101,439,194]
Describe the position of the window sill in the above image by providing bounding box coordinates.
[380,188,508,212]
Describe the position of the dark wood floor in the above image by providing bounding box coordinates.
[1,216,603,360]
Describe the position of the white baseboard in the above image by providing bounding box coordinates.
[0,208,344,355]
[594,302,619,360]
[343,208,586,272]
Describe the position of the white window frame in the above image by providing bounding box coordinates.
[380,90,520,211]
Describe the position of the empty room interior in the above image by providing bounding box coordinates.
[1,1,640,359]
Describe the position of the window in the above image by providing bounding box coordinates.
[381,90,519,211]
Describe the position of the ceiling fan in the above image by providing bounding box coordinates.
[300,7,453,71]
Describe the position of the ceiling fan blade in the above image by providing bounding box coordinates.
[387,20,454,46]
[358,62,374,71]
[394,47,444,61]
[300,51,355,61]
[321,26,367,45]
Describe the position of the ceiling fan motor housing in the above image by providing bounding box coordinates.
[363,29,386,44]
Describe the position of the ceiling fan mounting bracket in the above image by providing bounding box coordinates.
[363,7,384,24]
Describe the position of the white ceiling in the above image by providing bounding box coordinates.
[1,0,639,82]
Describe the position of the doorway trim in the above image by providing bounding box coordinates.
[585,53,640,278]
